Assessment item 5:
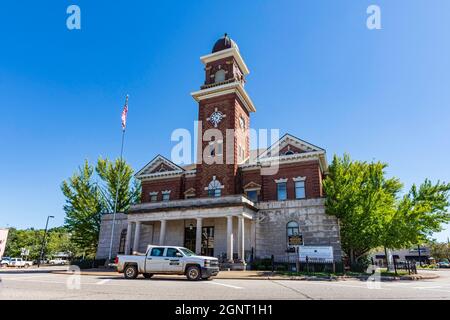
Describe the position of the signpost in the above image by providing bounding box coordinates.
[288,234,303,247]
[298,246,334,261]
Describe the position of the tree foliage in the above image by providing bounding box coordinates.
[323,154,450,264]
[96,157,141,213]
[62,161,103,256]
[61,158,141,257]
[4,227,79,260]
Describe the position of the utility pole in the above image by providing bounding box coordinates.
[417,244,422,267]
[38,215,54,268]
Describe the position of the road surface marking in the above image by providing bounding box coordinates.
[207,281,243,289]
[95,279,111,285]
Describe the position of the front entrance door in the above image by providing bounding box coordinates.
[184,227,196,252]
[201,226,214,257]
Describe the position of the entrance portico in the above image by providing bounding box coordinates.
[125,195,256,267]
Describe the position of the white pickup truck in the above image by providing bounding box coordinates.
[115,245,219,281]
[1,257,33,268]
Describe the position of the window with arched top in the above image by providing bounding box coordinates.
[214,69,226,83]
[284,150,295,155]
[207,177,223,197]
[286,221,300,237]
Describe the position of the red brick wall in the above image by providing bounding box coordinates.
[279,144,305,155]
[195,92,249,197]
[141,177,182,202]
[256,160,323,201]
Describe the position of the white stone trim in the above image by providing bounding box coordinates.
[275,178,288,183]
[199,47,250,75]
[191,81,256,113]
[239,151,326,172]
[135,154,186,179]
[258,133,324,159]
[149,191,159,196]
[161,190,171,194]
[293,176,307,182]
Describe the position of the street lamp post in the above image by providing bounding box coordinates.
[38,215,54,268]
[417,244,422,267]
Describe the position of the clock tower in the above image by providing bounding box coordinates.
[191,34,256,197]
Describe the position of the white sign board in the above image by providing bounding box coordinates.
[298,246,334,261]
[0,229,9,259]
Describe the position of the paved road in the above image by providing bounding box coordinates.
[1,268,450,300]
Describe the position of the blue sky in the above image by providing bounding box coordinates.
[0,1,449,242]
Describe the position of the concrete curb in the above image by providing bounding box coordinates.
[50,270,440,281]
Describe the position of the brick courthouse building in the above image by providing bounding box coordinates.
[97,35,342,268]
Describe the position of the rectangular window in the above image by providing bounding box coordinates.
[277,182,287,201]
[217,141,223,155]
[246,190,258,202]
[295,181,306,199]
[150,247,165,257]
[162,193,170,201]
[150,194,157,202]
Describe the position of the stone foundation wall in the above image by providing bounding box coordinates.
[96,213,128,259]
[255,198,342,261]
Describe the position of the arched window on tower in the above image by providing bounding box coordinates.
[118,229,127,254]
[207,176,223,197]
[214,69,226,83]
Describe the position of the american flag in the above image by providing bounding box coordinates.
[121,95,129,131]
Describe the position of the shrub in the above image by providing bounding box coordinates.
[276,265,287,271]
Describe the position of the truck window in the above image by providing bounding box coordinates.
[165,248,180,257]
[150,247,165,257]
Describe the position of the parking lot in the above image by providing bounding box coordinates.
[1,267,450,300]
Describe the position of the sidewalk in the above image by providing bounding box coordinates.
[51,268,439,281]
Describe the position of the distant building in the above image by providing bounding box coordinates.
[96,34,342,268]
[371,246,431,266]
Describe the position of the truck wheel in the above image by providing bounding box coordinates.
[124,265,138,279]
[143,273,153,279]
[186,266,201,281]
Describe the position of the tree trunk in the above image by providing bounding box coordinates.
[384,247,393,271]
[349,248,355,265]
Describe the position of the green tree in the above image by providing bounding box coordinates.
[323,154,402,264]
[428,241,450,262]
[61,161,103,257]
[384,180,450,249]
[96,157,141,213]
[61,158,140,258]
[4,228,44,260]
[324,154,450,267]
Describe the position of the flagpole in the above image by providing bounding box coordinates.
[108,94,128,262]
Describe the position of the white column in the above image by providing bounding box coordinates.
[125,222,133,254]
[227,216,234,262]
[159,220,167,245]
[238,216,245,263]
[195,218,203,255]
[132,221,141,253]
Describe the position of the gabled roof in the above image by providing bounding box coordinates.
[135,154,185,178]
[258,133,324,159]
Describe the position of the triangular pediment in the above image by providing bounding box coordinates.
[135,155,184,178]
[243,182,262,190]
[184,187,196,195]
[258,133,324,159]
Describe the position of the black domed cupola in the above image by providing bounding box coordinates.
[212,33,239,53]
